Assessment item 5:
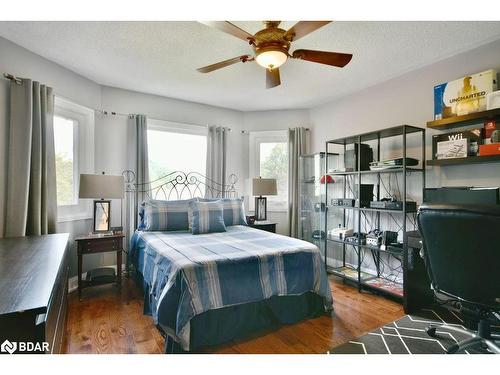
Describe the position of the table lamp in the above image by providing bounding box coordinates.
[79,173,125,233]
[252,177,277,221]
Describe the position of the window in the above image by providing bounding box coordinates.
[54,97,95,222]
[249,131,288,211]
[147,119,207,182]
[54,115,77,205]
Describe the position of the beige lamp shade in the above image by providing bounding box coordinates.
[79,174,124,199]
[252,178,277,196]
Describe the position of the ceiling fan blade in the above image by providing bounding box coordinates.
[199,21,254,42]
[266,68,281,89]
[284,21,331,41]
[197,55,251,73]
[292,49,352,67]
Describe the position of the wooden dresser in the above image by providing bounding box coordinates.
[0,233,69,354]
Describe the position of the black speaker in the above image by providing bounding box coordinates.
[357,184,374,208]
[344,144,373,171]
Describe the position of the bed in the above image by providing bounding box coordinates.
[129,225,333,352]
[123,170,333,352]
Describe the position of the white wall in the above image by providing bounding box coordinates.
[0,37,247,277]
[309,38,500,276]
[98,86,245,180]
[2,34,500,277]
[310,39,500,189]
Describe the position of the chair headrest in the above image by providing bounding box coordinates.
[418,203,500,217]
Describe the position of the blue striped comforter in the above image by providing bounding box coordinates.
[130,225,333,350]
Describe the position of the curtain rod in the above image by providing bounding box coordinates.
[5,73,304,134]
[96,110,232,131]
[3,73,23,85]
[240,128,310,134]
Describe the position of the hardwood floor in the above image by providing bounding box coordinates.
[63,276,404,354]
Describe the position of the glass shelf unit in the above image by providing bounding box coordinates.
[324,125,426,300]
[298,152,338,257]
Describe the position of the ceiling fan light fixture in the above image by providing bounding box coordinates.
[255,49,288,70]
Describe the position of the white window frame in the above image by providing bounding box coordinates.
[147,118,208,137]
[249,130,288,212]
[55,97,95,222]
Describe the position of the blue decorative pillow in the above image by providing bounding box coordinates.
[221,198,247,226]
[142,198,195,231]
[190,200,227,234]
[198,197,247,227]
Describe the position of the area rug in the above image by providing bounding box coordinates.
[329,308,498,354]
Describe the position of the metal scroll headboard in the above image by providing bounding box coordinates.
[122,170,239,235]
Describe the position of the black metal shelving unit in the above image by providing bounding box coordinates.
[324,125,426,300]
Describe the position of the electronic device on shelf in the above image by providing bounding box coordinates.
[345,144,373,171]
[345,232,366,245]
[366,230,398,248]
[331,198,355,207]
[357,184,374,208]
[388,242,404,252]
[369,157,419,170]
[369,199,417,212]
[312,230,326,240]
[381,231,399,250]
[328,226,353,240]
[366,229,383,247]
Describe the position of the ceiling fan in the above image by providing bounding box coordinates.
[197,21,353,89]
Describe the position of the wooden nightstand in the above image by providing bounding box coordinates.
[248,221,277,233]
[75,234,124,301]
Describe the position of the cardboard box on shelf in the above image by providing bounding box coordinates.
[479,143,500,156]
[432,129,482,160]
[483,119,498,144]
[434,69,497,120]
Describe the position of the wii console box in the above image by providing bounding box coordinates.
[434,69,497,120]
[432,129,482,159]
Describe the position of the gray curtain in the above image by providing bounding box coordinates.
[126,114,149,237]
[288,127,309,238]
[129,114,149,204]
[5,79,57,237]
[205,126,227,198]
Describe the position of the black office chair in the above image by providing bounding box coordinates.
[417,204,500,354]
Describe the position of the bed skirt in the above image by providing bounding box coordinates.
[134,272,328,353]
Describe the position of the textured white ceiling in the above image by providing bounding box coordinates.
[1,21,500,111]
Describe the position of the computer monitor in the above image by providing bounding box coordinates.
[424,187,500,205]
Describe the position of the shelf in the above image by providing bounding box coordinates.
[327,237,404,255]
[427,154,500,166]
[327,266,403,298]
[327,167,424,176]
[327,205,417,214]
[327,125,425,145]
[327,266,376,282]
[426,108,500,130]
[361,278,404,298]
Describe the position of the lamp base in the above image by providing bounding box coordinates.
[255,196,267,221]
